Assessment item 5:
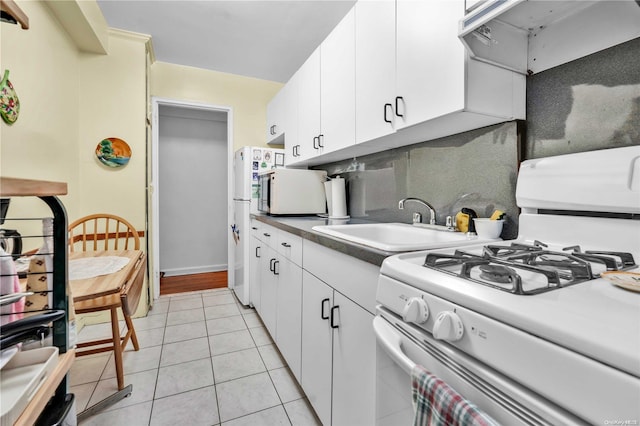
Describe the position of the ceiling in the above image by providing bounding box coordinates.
[96,0,356,83]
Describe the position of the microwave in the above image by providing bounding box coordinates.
[258,169,327,215]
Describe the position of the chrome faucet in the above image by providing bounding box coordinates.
[398,197,436,225]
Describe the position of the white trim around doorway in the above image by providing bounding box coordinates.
[150,97,234,301]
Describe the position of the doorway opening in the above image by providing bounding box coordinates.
[151,98,234,300]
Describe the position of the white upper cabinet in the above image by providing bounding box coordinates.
[294,47,321,164]
[395,0,466,128]
[275,0,525,166]
[266,85,286,144]
[289,7,356,167]
[267,76,298,149]
[356,0,524,147]
[354,0,397,144]
[320,7,356,155]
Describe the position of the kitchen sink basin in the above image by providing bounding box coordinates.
[311,222,478,252]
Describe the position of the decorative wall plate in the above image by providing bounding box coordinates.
[0,70,20,125]
[96,137,131,168]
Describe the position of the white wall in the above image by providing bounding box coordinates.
[158,106,228,276]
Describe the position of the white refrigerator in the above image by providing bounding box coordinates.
[230,146,284,305]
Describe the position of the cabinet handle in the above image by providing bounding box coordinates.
[281,242,291,248]
[330,305,340,329]
[251,227,258,230]
[313,136,319,150]
[384,103,393,124]
[263,232,271,237]
[255,246,261,258]
[395,96,404,118]
[273,260,280,275]
[321,298,330,320]
[318,134,324,148]
[269,258,276,272]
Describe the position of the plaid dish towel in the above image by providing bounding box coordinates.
[412,365,499,426]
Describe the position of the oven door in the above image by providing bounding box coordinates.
[373,311,584,426]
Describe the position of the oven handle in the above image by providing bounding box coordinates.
[373,315,416,375]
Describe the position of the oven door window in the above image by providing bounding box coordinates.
[374,315,583,426]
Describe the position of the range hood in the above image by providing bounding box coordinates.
[459,0,640,75]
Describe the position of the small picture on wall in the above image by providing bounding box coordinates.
[96,137,132,168]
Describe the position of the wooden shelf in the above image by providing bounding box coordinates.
[13,349,75,426]
[0,177,68,197]
[0,0,28,29]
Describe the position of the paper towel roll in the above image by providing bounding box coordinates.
[330,177,347,218]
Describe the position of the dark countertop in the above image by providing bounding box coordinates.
[251,214,397,266]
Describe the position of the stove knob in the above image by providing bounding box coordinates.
[402,297,429,324]
[432,311,464,342]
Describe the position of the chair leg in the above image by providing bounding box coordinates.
[110,307,125,391]
[123,313,140,351]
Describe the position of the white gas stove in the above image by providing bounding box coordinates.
[375,146,640,425]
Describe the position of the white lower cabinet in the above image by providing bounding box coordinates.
[301,271,376,426]
[249,232,261,312]
[253,223,378,425]
[276,256,303,381]
[330,291,376,426]
[254,226,303,381]
[301,271,334,426]
[259,244,278,337]
[301,240,378,426]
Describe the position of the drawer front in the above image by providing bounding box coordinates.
[276,230,303,266]
[250,219,261,239]
[303,239,379,314]
[258,223,278,246]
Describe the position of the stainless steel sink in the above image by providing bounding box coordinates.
[311,222,480,252]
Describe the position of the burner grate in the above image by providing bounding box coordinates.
[423,243,637,295]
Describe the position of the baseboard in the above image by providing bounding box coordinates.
[162,264,227,277]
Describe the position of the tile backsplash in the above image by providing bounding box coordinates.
[316,122,521,239]
[526,37,640,159]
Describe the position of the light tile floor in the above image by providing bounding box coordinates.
[70,288,322,426]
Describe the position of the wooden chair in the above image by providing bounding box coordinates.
[69,213,144,391]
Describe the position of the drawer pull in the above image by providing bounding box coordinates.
[330,305,340,329]
[281,242,291,248]
[321,298,330,320]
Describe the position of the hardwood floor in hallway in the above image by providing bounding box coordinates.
[160,270,228,295]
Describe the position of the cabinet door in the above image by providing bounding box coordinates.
[321,6,356,154]
[259,245,278,337]
[275,257,303,381]
[296,47,321,162]
[301,271,334,426]
[396,0,465,128]
[355,0,397,144]
[266,87,284,143]
[283,74,300,165]
[331,292,376,426]
[249,235,261,311]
